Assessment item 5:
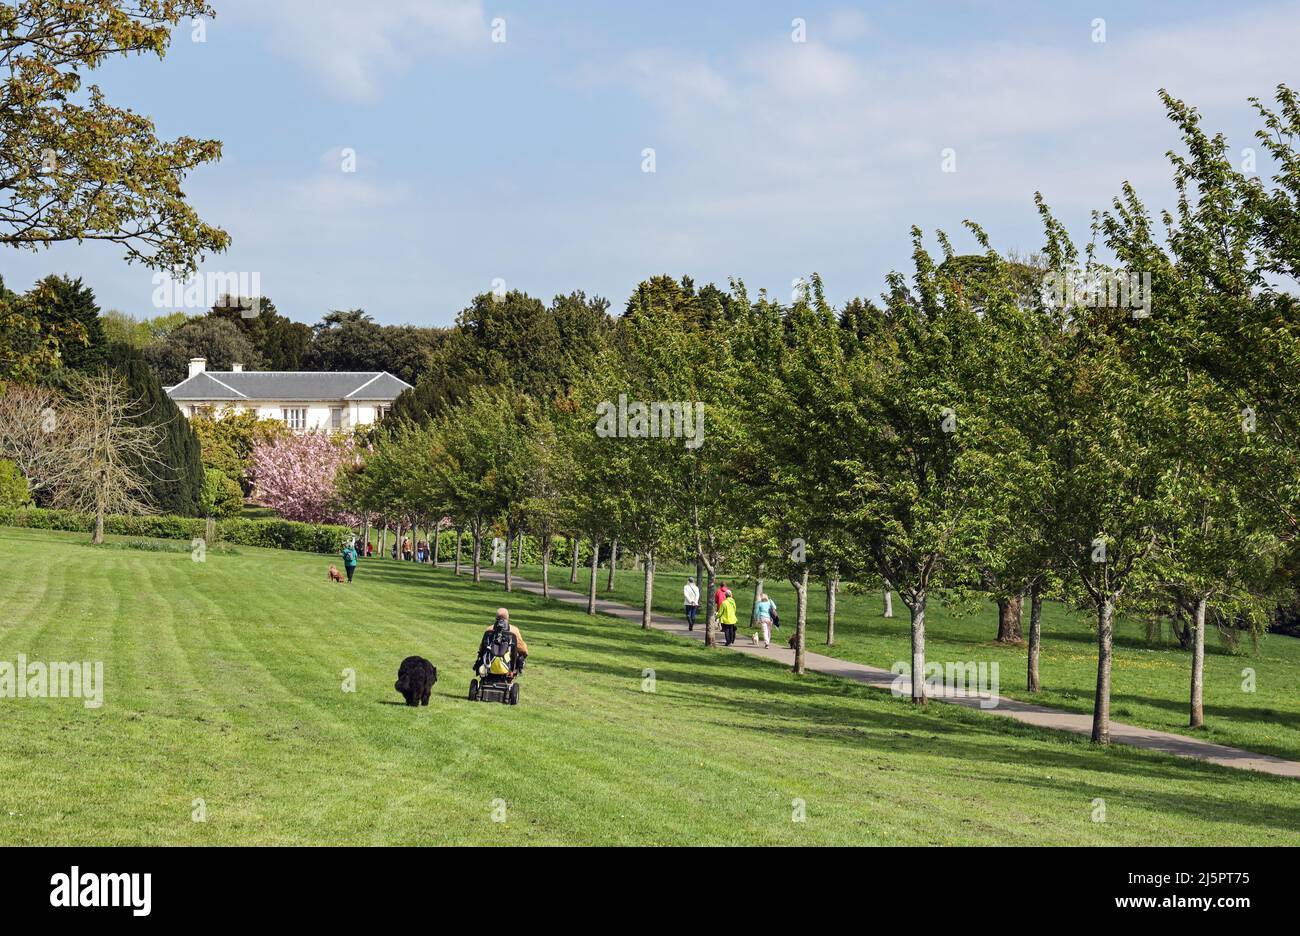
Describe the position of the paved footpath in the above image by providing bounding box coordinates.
[463,566,1300,778]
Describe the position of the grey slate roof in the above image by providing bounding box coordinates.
[165,371,413,402]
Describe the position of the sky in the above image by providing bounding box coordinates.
[3,0,1298,326]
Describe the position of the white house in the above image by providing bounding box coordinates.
[165,358,413,432]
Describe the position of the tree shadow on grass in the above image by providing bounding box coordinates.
[542,645,1300,793]
[741,720,1300,839]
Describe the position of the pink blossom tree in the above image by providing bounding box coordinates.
[249,431,360,524]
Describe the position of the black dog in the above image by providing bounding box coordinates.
[395,656,437,706]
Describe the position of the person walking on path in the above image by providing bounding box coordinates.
[718,589,739,646]
[341,541,359,583]
[683,577,700,631]
[402,536,413,562]
[754,593,777,649]
[713,582,728,622]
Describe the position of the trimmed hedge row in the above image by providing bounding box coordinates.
[0,508,352,554]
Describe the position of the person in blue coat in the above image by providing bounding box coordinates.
[341,541,359,582]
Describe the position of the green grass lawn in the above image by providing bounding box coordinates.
[521,558,1300,763]
[1,526,1297,846]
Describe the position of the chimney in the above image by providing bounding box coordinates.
[232,363,243,373]
[188,357,207,378]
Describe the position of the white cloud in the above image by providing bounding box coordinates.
[593,3,1300,252]
[224,0,486,102]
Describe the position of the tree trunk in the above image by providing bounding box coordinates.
[362,516,370,558]
[472,527,482,583]
[1190,595,1207,728]
[454,527,462,576]
[504,524,514,592]
[641,550,654,629]
[92,505,105,545]
[1027,581,1043,692]
[606,539,618,591]
[751,573,764,626]
[541,534,551,598]
[792,566,809,674]
[909,590,926,704]
[695,557,704,594]
[1091,597,1114,744]
[586,534,600,615]
[1170,608,1193,649]
[432,525,440,567]
[703,564,718,648]
[570,536,579,583]
[996,592,1024,643]
[826,574,838,646]
[883,585,894,618]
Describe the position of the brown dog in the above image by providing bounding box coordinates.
[327,565,344,583]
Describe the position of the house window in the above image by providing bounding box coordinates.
[330,407,343,430]
[375,405,390,421]
[282,408,306,430]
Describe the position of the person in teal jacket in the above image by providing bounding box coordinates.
[341,541,359,582]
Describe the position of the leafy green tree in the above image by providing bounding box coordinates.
[0,0,228,271]
[305,309,446,385]
[752,276,859,669]
[519,403,573,597]
[1099,93,1280,728]
[1031,200,1173,743]
[0,275,85,381]
[426,388,527,583]
[602,276,712,628]
[209,298,312,371]
[25,275,107,372]
[101,310,152,349]
[392,290,610,422]
[838,230,1027,702]
[144,315,263,384]
[199,466,242,518]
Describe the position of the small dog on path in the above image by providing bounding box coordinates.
[327,565,344,583]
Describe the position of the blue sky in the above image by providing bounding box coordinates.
[3,0,1297,326]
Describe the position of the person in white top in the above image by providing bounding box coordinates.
[683,577,701,631]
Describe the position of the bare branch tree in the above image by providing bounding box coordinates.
[0,381,80,499]
[51,373,163,543]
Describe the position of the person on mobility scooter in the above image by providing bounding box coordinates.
[469,608,529,704]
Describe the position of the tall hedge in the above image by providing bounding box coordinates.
[108,343,205,516]
[0,507,351,554]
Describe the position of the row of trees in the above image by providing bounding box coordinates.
[104,302,453,386]
[343,86,1300,747]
